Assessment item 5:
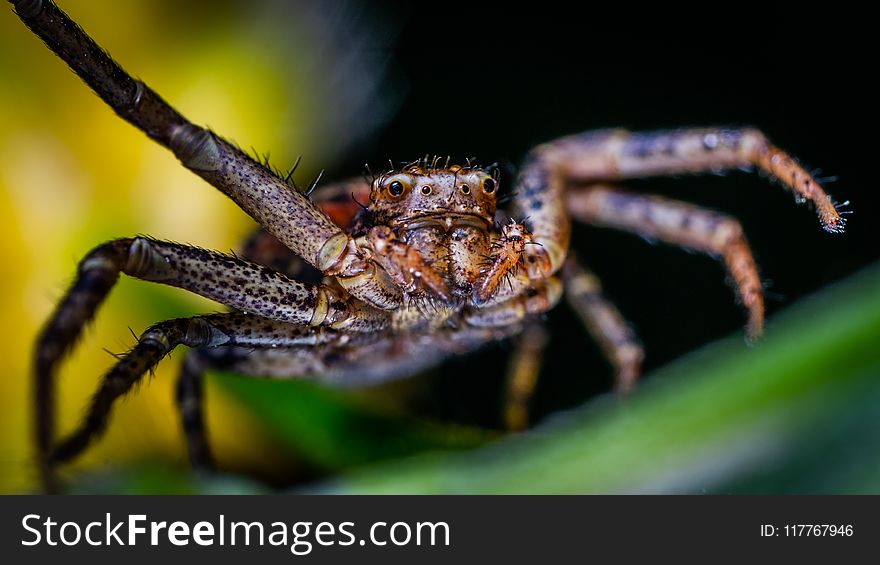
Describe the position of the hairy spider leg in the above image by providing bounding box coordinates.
[239,179,374,281]
[50,313,348,469]
[567,185,764,340]
[562,257,645,393]
[35,237,389,490]
[10,0,407,309]
[164,322,518,476]
[514,127,844,280]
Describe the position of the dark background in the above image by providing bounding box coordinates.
[331,2,877,429]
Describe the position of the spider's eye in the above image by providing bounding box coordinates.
[421,185,432,195]
[459,183,470,195]
[482,178,496,194]
[388,180,405,197]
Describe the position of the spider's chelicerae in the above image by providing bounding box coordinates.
[14,0,847,492]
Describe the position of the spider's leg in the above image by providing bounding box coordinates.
[562,255,644,393]
[51,238,388,332]
[503,324,549,431]
[35,238,389,490]
[50,313,341,469]
[241,177,375,281]
[242,223,441,304]
[567,184,765,339]
[176,351,213,472]
[35,240,128,492]
[513,127,844,279]
[465,275,563,327]
[242,229,317,281]
[11,2,400,307]
[201,324,518,387]
[511,153,571,279]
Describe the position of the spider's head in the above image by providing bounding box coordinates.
[369,163,498,226]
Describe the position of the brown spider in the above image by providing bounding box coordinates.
[13,0,846,493]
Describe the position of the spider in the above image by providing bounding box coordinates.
[13,0,846,493]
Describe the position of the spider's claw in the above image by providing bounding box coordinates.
[745,316,764,345]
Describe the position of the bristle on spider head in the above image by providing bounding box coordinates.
[372,156,490,177]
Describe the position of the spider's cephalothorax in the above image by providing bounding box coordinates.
[362,163,513,302]
[14,0,847,492]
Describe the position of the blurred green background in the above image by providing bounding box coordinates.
[0,1,876,494]
[0,0,344,492]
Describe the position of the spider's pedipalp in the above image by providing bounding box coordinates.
[466,277,563,328]
[474,221,533,303]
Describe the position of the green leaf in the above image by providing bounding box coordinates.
[311,263,880,494]
[215,376,494,471]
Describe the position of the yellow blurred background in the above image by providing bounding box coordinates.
[0,1,346,492]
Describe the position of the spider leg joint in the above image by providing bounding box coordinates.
[170,124,221,172]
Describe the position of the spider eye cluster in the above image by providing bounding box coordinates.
[458,177,496,196]
[375,170,499,207]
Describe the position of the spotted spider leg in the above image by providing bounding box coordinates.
[12,0,431,489]
[514,127,845,281]
[176,194,360,473]
[10,0,403,309]
[502,258,644,430]
[567,184,765,339]
[562,256,644,393]
[50,313,347,470]
[503,127,843,405]
[35,237,388,490]
[514,127,843,328]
